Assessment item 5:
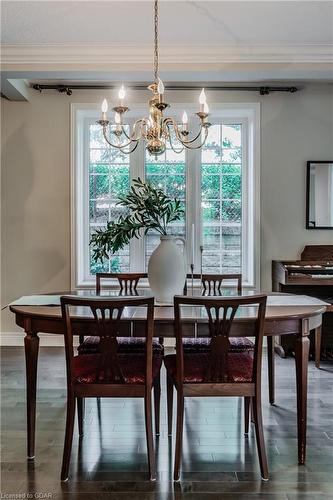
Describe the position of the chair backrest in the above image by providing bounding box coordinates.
[184,273,242,295]
[96,272,148,295]
[61,295,154,385]
[174,294,267,384]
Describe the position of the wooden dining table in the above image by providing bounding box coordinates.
[9,290,326,467]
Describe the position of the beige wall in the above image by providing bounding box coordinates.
[1,84,333,334]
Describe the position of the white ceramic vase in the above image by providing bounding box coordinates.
[148,236,186,303]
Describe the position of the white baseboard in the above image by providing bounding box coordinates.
[1,334,262,350]
[0,332,175,348]
[0,332,66,347]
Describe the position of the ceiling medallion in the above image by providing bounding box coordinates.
[97,0,211,157]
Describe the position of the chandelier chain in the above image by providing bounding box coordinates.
[154,0,159,83]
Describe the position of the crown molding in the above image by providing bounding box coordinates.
[2,43,333,68]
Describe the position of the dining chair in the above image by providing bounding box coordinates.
[184,273,242,295]
[96,272,148,295]
[60,295,160,482]
[164,294,268,481]
[77,272,163,435]
[183,273,275,405]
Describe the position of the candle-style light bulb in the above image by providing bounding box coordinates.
[118,85,126,106]
[199,88,206,104]
[203,101,209,114]
[101,99,108,113]
[157,77,164,95]
[182,111,188,132]
[199,88,206,112]
[101,99,108,120]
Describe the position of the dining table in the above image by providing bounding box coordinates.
[8,289,327,467]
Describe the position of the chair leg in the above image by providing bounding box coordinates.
[153,375,161,436]
[167,374,174,436]
[174,391,184,481]
[244,397,250,435]
[144,390,156,481]
[61,395,76,481]
[315,326,322,369]
[77,397,85,437]
[267,336,275,405]
[252,394,269,481]
[250,397,255,423]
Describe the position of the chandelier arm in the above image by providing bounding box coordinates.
[182,129,208,150]
[166,124,184,154]
[173,121,209,150]
[102,125,137,150]
[120,125,133,141]
[179,128,203,145]
[121,119,146,141]
[164,117,205,146]
[119,140,139,155]
[183,126,209,150]
[180,126,209,150]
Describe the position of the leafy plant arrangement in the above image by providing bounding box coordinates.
[90,177,184,263]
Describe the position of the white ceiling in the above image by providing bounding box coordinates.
[2,0,333,45]
[1,1,333,100]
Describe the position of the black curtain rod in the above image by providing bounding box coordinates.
[32,83,298,96]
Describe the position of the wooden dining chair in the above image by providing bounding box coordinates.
[77,272,163,435]
[96,272,148,295]
[183,273,276,405]
[184,273,242,295]
[60,295,160,482]
[164,294,268,481]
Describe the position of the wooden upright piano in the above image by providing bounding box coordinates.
[272,245,333,359]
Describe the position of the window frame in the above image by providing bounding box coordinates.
[71,102,260,289]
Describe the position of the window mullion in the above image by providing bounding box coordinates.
[187,127,202,273]
[83,117,92,283]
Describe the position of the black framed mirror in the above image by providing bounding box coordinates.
[306,161,333,229]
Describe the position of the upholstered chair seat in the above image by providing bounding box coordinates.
[74,352,163,384]
[78,336,163,355]
[164,352,253,384]
[182,336,254,353]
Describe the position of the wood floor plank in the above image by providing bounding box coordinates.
[1,346,332,499]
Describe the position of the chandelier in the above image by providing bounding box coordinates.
[97,0,211,157]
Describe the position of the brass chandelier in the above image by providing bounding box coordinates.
[97,0,211,157]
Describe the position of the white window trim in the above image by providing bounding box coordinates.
[71,102,260,289]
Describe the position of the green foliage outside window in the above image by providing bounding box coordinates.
[88,123,243,274]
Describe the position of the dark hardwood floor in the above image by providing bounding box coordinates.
[1,346,333,499]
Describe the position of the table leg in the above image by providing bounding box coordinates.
[24,320,39,459]
[295,320,310,466]
[267,336,275,405]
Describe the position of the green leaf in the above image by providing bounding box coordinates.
[90,177,184,263]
